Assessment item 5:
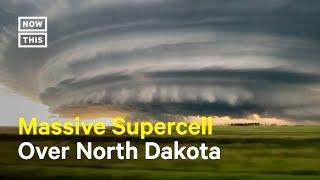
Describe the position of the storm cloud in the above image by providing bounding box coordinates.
[1,0,320,121]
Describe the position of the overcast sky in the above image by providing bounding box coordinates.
[1,0,320,125]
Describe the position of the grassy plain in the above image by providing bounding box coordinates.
[0,126,319,179]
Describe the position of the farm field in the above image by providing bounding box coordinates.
[0,126,319,179]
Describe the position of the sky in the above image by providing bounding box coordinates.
[0,0,320,125]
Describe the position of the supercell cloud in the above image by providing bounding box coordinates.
[1,0,320,121]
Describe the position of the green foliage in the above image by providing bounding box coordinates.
[0,126,319,179]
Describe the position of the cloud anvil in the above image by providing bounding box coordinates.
[1,0,320,122]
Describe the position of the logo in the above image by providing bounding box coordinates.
[18,17,47,48]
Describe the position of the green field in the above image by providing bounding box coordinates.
[0,126,319,179]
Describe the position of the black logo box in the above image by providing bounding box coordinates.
[18,17,47,31]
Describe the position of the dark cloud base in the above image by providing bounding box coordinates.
[1,0,320,122]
